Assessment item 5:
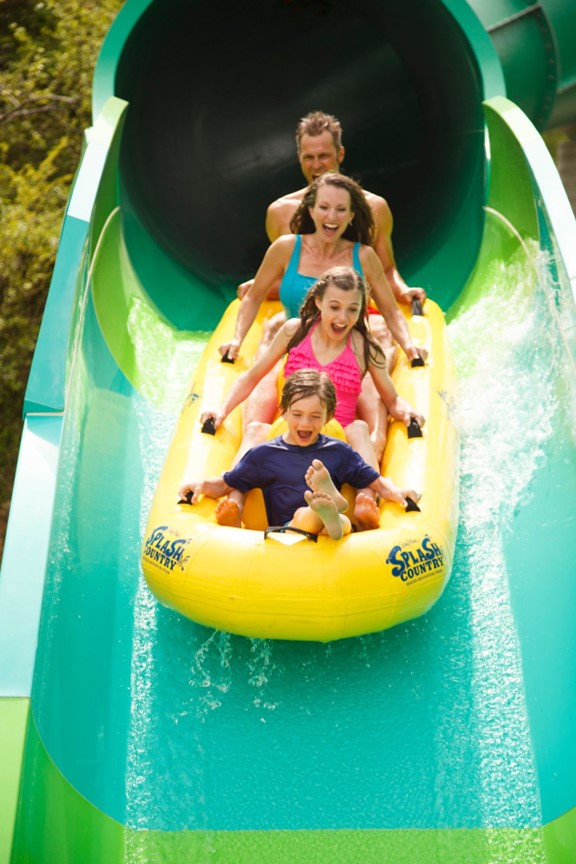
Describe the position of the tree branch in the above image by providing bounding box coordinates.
[0,93,80,124]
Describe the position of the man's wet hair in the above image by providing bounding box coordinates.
[295,111,343,153]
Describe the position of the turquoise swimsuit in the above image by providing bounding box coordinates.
[279,235,364,318]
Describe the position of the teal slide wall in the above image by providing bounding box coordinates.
[1,1,576,862]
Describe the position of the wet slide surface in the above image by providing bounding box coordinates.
[4,0,576,858]
[13,206,576,861]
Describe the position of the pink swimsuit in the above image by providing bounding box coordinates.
[283,323,363,427]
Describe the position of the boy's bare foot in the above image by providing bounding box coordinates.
[354,492,380,531]
[305,459,347,512]
[304,490,343,540]
[215,498,242,528]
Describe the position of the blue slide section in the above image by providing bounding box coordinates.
[1,1,576,862]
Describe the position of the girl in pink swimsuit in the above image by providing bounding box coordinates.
[200,266,424,531]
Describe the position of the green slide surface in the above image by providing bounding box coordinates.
[1,1,576,862]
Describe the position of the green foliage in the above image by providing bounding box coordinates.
[0,0,123,544]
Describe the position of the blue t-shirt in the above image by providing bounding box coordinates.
[279,235,365,318]
[222,434,379,526]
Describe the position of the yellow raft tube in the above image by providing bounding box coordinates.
[141,298,459,642]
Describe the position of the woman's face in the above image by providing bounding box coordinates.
[309,184,354,242]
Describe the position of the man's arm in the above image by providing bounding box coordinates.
[360,246,425,362]
[368,194,426,304]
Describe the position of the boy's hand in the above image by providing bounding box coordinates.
[178,480,202,504]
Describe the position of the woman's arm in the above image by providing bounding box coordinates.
[219,237,294,360]
[204,320,297,428]
[360,246,427,362]
[365,342,425,428]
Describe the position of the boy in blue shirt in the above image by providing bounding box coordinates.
[178,370,419,540]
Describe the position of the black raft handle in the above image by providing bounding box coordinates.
[409,296,424,366]
[411,297,424,317]
[178,491,194,505]
[405,496,421,512]
[407,418,423,439]
[221,351,235,364]
[201,417,217,435]
[264,525,319,542]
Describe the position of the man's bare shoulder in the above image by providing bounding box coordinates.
[362,188,393,234]
[268,188,306,216]
[266,188,306,239]
[273,186,307,206]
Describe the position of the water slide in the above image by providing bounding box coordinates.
[2,0,576,860]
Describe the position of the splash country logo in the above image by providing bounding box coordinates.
[386,535,445,584]
[143,525,191,573]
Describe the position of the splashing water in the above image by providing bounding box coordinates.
[445,241,571,838]
[128,296,210,411]
[116,238,575,844]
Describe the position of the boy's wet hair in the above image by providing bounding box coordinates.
[280,369,337,420]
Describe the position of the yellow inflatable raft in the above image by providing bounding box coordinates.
[141,298,459,642]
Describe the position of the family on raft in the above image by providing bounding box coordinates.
[178,111,428,541]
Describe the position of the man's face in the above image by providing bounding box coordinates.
[298,131,344,184]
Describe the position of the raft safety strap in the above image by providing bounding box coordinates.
[264,526,319,542]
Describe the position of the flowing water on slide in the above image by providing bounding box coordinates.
[39,243,575,851]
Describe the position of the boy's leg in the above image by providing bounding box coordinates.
[304,459,347,512]
[304,458,379,532]
[215,493,243,527]
[352,493,381,531]
[289,491,352,541]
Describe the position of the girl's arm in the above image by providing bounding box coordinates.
[360,246,427,363]
[219,236,294,361]
[204,320,297,428]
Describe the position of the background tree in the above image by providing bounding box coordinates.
[0,0,122,560]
